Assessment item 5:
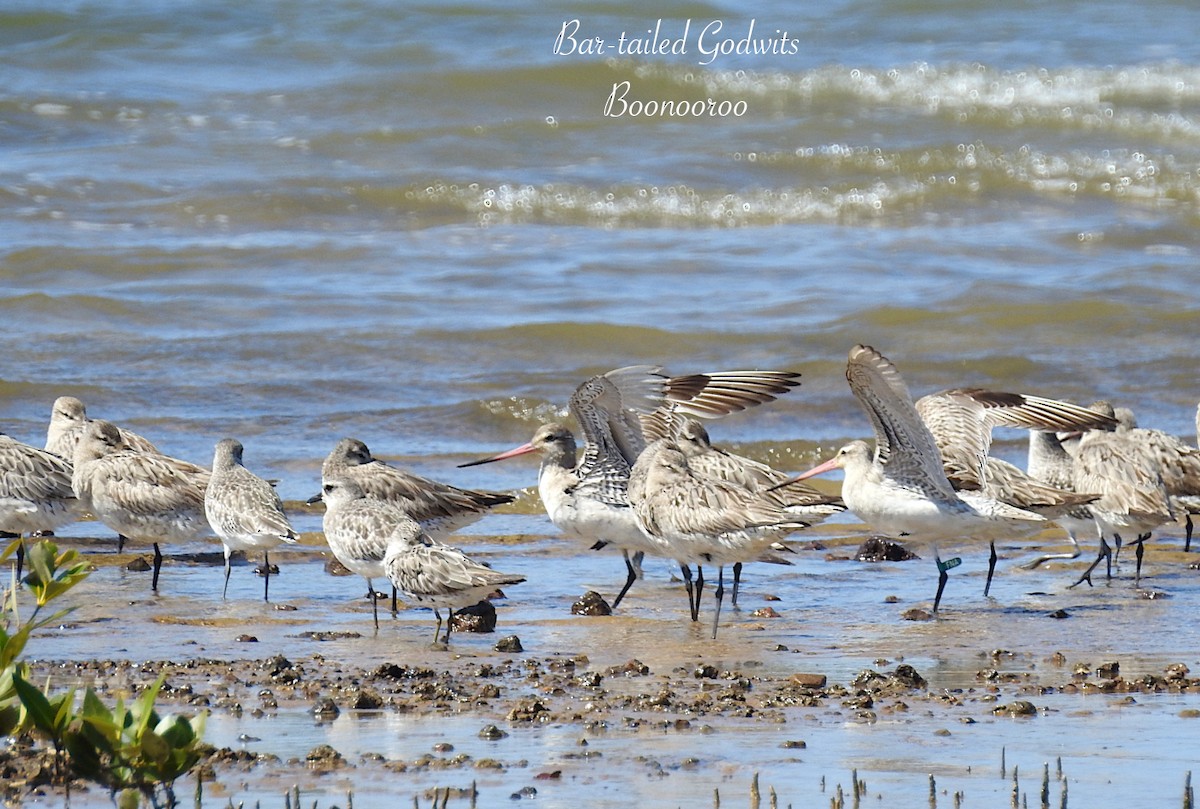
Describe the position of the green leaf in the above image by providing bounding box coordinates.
[132,672,166,739]
[139,728,171,764]
[0,703,18,736]
[12,674,55,736]
[0,538,21,563]
[50,686,77,731]
[63,727,105,783]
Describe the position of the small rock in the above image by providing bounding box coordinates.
[856,537,918,562]
[762,594,781,602]
[750,606,780,618]
[1048,609,1070,619]
[352,689,383,710]
[933,728,952,736]
[506,699,550,722]
[452,600,498,633]
[892,664,926,689]
[273,603,298,611]
[126,557,152,572]
[433,742,455,753]
[479,724,509,740]
[1180,709,1200,719]
[1165,663,1190,681]
[510,786,537,800]
[694,665,720,680]
[305,744,344,769]
[535,770,562,780]
[902,608,933,622]
[883,595,899,603]
[571,590,612,616]
[790,673,827,688]
[1096,661,1120,679]
[311,698,340,719]
[994,700,1037,717]
[494,635,523,653]
[780,739,807,749]
[235,634,258,643]
[606,659,650,677]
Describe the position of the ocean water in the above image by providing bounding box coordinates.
[3,1,1200,804]
[3,0,1199,503]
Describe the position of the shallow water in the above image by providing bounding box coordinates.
[19,521,1200,808]
[4,0,1200,805]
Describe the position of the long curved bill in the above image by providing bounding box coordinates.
[768,455,840,492]
[458,442,537,468]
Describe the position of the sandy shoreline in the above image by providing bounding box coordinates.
[6,527,1200,807]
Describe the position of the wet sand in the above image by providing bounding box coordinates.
[8,517,1200,808]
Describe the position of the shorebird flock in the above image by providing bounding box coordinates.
[3,347,1199,642]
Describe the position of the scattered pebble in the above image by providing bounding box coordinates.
[1048,609,1070,619]
[750,606,780,618]
[352,689,383,710]
[494,635,523,653]
[993,700,1038,717]
[857,537,918,562]
[452,600,498,633]
[310,698,339,719]
[571,591,612,616]
[479,724,508,740]
[791,673,827,688]
[902,608,933,621]
[235,634,258,643]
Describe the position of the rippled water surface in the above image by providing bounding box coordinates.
[4,0,1200,805]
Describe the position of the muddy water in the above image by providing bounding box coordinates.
[16,517,1200,808]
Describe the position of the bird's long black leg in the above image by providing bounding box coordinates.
[391,586,399,615]
[15,537,25,580]
[1134,533,1149,587]
[443,609,454,646]
[368,578,379,631]
[262,552,271,603]
[731,561,743,608]
[983,540,998,597]
[932,551,961,613]
[222,551,232,599]
[681,564,698,621]
[612,551,638,610]
[1185,515,1193,553]
[151,542,163,592]
[1069,536,1110,589]
[711,566,725,639]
